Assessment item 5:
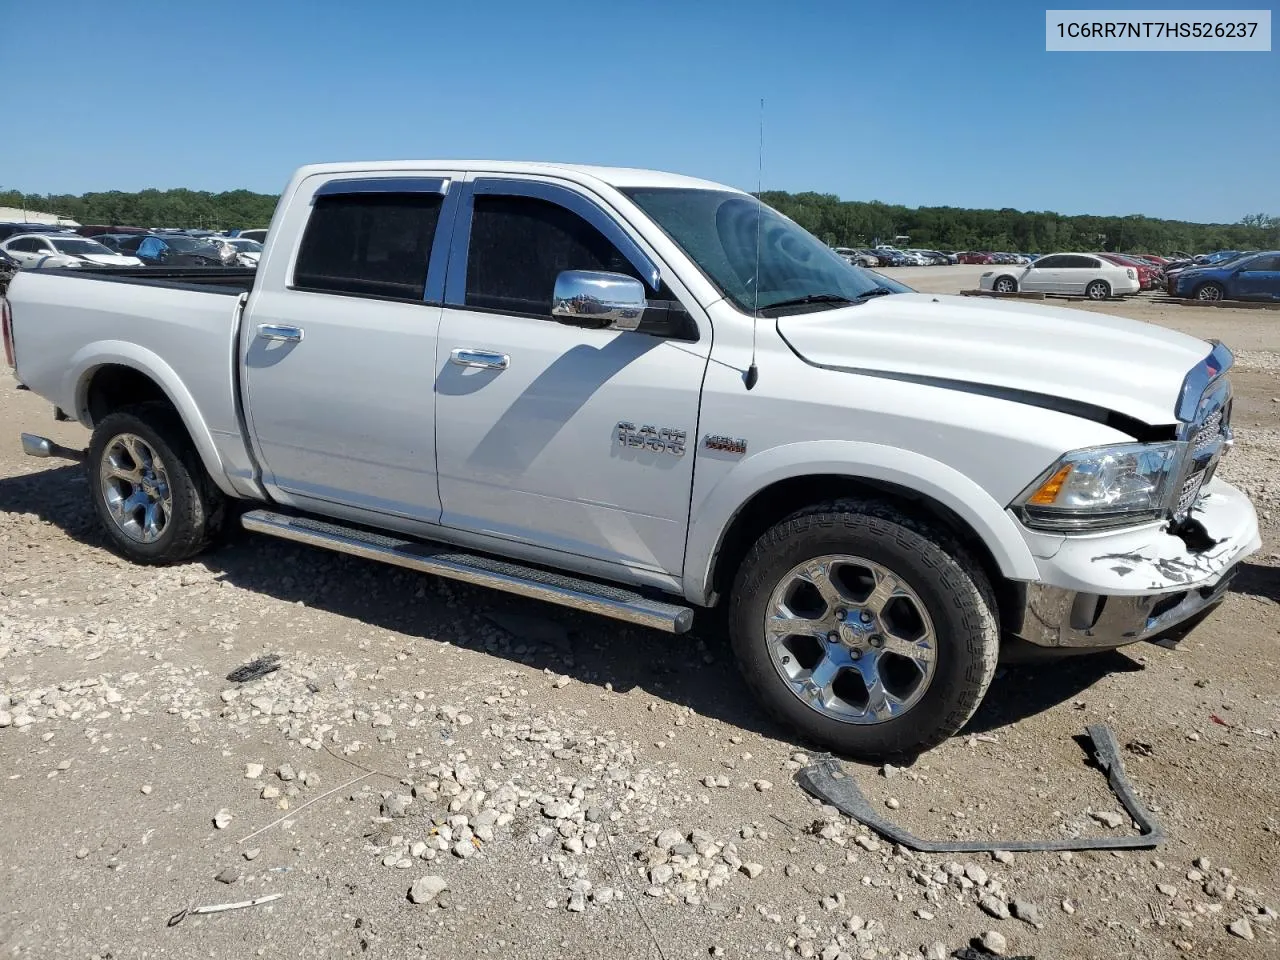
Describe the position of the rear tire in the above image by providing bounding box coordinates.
[87,402,226,564]
[1086,279,1111,300]
[728,500,999,759]
[1194,282,1225,302]
[993,276,1017,293]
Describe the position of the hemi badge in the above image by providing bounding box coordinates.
[703,435,747,455]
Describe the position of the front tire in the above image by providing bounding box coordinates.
[1194,282,1225,302]
[88,402,226,564]
[993,276,1017,293]
[728,501,999,759]
[1086,279,1111,300]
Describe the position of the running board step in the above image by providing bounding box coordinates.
[240,509,694,634]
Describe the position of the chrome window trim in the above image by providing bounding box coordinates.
[312,177,450,198]
[442,177,661,307]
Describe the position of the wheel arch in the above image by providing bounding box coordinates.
[69,343,236,497]
[685,442,1039,618]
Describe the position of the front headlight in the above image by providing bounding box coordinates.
[1013,442,1185,531]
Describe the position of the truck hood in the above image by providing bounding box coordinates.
[776,293,1212,428]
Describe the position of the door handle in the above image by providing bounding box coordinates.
[450,348,509,370]
[258,323,304,343]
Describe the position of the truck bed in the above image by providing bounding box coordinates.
[60,265,258,295]
[8,266,260,499]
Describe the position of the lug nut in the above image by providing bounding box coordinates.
[827,632,840,644]
[869,635,884,649]
[859,610,873,623]
[849,649,862,660]
[835,609,847,622]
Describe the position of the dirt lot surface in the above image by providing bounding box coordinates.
[1,278,1277,960]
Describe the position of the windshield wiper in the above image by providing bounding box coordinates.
[854,287,895,299]
[759,294,856,312]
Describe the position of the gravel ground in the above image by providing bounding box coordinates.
[1,291,1277,960]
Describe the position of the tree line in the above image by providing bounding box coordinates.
[0,188,277,232]
[761,191,1279,255]
[2,185,1276,255]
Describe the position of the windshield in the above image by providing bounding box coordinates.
[622,188,911,312]
[50,237,112,255]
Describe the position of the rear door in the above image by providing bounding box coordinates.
[241,173,460,522]
[1234,254,1280,300]
[432,176,710,576]
[1060,255,1100,295]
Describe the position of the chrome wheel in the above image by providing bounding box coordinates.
[1087,281,1109,300]
[99,433,172,544]
[765,555,937,725]
[994,277,1016,293]
[1196,284,1222,301]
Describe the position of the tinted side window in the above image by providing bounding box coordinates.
[1031,255,1063,269]
[1244,255,1280,271]
[294,192,442,300]
[10,238,40,253]
[465,195,647,316]
[1062,255,1098,268]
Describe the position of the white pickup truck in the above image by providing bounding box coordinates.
[2,161,1260,758]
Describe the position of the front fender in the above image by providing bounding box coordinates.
[65,340,237,497]
[683,439,1041,605]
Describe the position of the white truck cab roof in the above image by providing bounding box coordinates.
[287,160,746,194]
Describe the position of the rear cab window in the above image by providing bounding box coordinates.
[293,189,444,301]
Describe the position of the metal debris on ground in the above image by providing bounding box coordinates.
[167,893,283,927]
[794,724,1166,853]
[951,948,1035,960]
[226,654,282,683]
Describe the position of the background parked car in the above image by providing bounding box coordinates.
[957,251,994,264]
[114,234,234,266]
[0,247,19,292]
[237,228,268,243]
[979,252,1140,299]
[1167,250,1280,302]
[0,222,73,243]
[1096,252,1160,291]
[832,246,878,267]
[76,224,151,238]
[0,233,144,268]
[221,237,263,267]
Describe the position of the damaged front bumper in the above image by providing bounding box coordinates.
[1013,478,1260,648]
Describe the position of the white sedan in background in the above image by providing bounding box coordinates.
[979,252,1140,300]
[223,237,263,267]
[1,233,144,268]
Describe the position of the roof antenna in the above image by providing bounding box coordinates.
[745,97,763,391]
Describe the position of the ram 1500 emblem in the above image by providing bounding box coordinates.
[616,422,686,456]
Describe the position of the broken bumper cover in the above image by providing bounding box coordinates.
[1013,478,1260,648]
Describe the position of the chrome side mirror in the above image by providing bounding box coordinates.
[551,270,647,331]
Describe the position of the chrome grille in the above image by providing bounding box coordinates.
[1192,409,1223,455]
[1173,377,1232,521]
[1176,474,1204,516]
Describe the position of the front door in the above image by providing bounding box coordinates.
[433,178,710,576]
[1020,256,1062,293]
[242,175,457,522]
[1236,254,1280,300]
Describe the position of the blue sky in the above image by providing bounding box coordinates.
[2,1,1275,223]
